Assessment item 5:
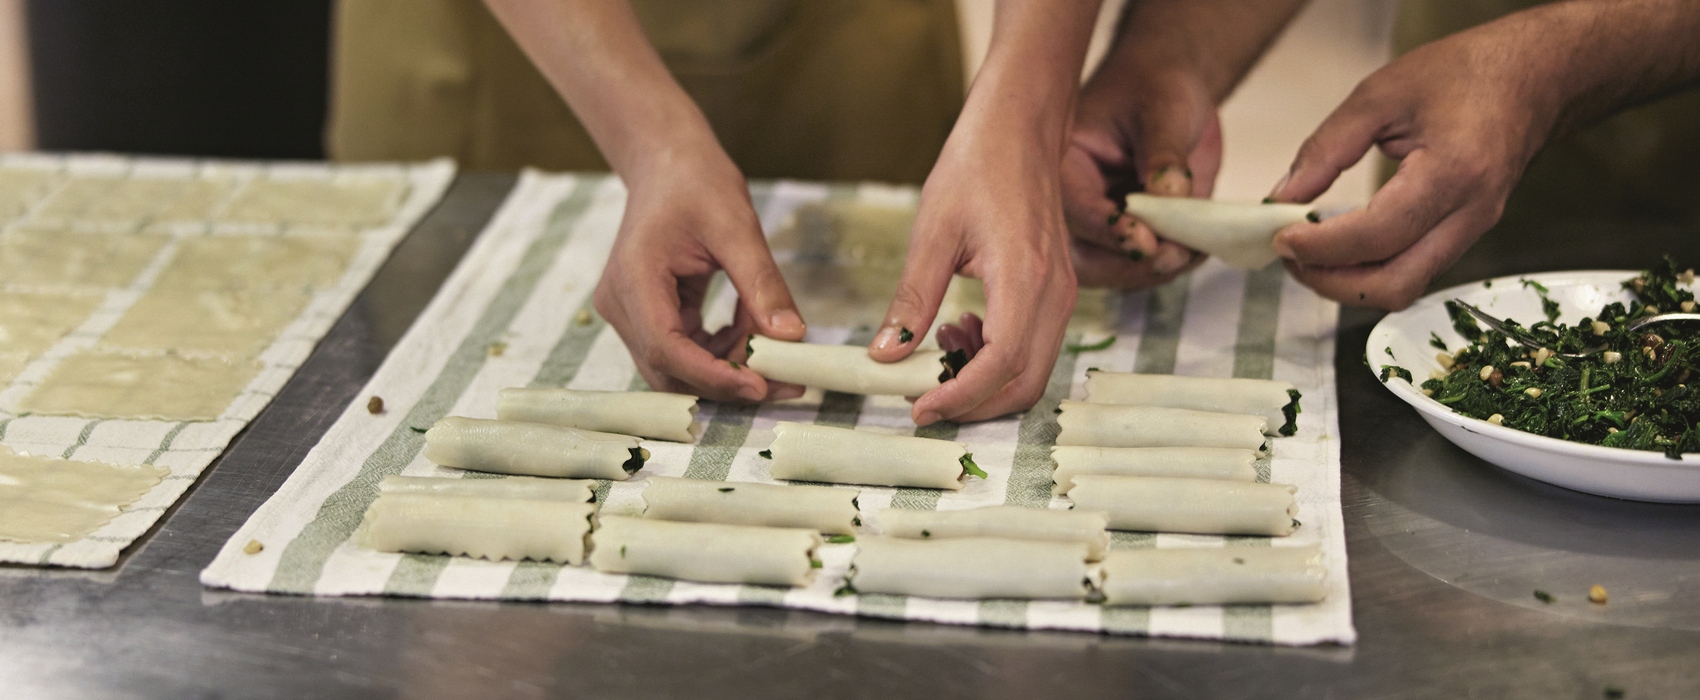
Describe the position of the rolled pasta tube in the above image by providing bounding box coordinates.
[850,536,1090,599]
[1068,475,1299,536]
[1050,446,1258,495]
[359,492,597,564]
[768,421,972,490]
[1056,401,1267,452]
[1082,371,1301,436]
[379,475,596,503]
[495,388,700,443]
[1100,547,1328,606]
[641,476,859,535]
[745,335,963,396]
[588,515,822,587]
[878,506,1110,561]
[1122,194,1313,269]
[423,416,647,480]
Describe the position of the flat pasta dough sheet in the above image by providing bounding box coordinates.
[203,172,1354,645]
[0,153,455,567]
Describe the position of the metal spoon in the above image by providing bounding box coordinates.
[1448,299,1700,359]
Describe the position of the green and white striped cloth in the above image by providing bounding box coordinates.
[0,154,455,568]
[202,171,1355,645]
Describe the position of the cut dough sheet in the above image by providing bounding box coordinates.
[768,421,971,490]
[222,178,405,228]
[0,169,60,219]
[0,446,168,544]
[745,335,957,397]
[151,234,361,292]
[0,291,104,355]
[33,177,199,224]
[1051,446,1259,495]
[1099,547,1328,606]
[1068,475,1299,536]
[850,536,1091,600]
[641,476,859,535]
[1083,370,1301,436]
[358,478,598,564]
[0,229,170,288]
[1056,400,1268,452]
[378,475,596,503]
[103,287,312,357]
[17,350,262,420]
[588,515,822,587]
[495,388,700,443]
[422,416,648,480]
[877,506,1110,561]
[1121,193,1313,269]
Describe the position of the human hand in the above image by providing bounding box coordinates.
[1267,19,1564,310]
[1062,65,1220,288]
[594,153,807,402]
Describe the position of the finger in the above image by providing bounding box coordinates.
[1273,148,1483,268]
[622,271,770,402]
[1187,114,1224,198]
[1285,206,1483,310]
[949,363,1053,423]
[957,312,984,356]
[1269,91,1386,204]
[913,341,1027,424]
[936,324,972,354]
[869,223,958,362]
[1060,145,1131,253]
[1070,239,1174,290]
[653,332,772,402]
[914,269,1068,424]
[715,229,807,342]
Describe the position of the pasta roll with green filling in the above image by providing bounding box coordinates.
[767,421,976,490]
[1121,194,1314,269]
[588,516,823,587]
[358,476,598,564]
[744,335,964,396]
[877,506,1110,561]
[641,476,859,535]
[1050,446,1258,495]
[849,536,1091,599]
[495,388,700,443]
[423,416,648,480]
[1082,370,1301,436]
[1069,475,1299,536]
[1099,547,1328,606]
[1055,401,1267,452]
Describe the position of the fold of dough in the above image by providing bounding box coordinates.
[850,536,1090,599]
[641,476,859,535]
[1068,475,1299,536]
[768,421,968,490]
[359,479,598,564]
[379,475,596,503]
[1083,371,1299,435]
[1099,546,1328,606]
[588,515,822,587]
[878,506,1110,561]
[1121,194,1312,269]
[422,416,646,480]
[495,388,700,443]
[1050,446,1258,495]
[1056,401,1268,452]
[745,335,949,396]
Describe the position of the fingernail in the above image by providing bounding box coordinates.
[1117,233,1141,252]
[872,325,903,352]
[1153,246,1190,275]
[769,309,804,336]
[1150,166,1191,196]
[915,410,941,426]
[1268,169,1292,199]
[738,384,765,402]
[1272,233,1296,260]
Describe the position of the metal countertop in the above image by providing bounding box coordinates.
[2,173,1697,700]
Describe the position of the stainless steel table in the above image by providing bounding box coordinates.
[3,173,1697,700]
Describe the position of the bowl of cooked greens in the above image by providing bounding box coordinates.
[1368,258,1700,502]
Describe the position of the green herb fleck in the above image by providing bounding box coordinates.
[1534,589,1555,604]
[1520,278,1550,295]
[408,426,428,434]
[1107,213,1121,226]
[1233,557,1245,564]
[938,349,969,382]
[1279,389,1303,436]
[729,360,740,370]
[1604,686,1625,699]
[1261,197,1275,204]
[959,453,987,479]
[758,449,772,459]
[718,487,734,493]
[810,559,823,569]
[1385,346,1395,358]
[745,334,755,358]
[1305,211,1321,223]
[898,327,914,344]
[622,447,646,474]
[826,535,855,544]
[1429,332,1448,351]
[1066,335,1117,353]
[1484,279,1493,288]
[1127,249,1146,262]
[620,545,627,558]
[920,530,931,538]
[833,582,858,597]
[1380,365,1413,383]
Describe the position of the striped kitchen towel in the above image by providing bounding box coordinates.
[201,171,1355,645]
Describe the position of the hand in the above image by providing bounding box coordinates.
[594,152,807,402]
[867,135,1078,425]
[1267,19,1562,310]
[1062,65,1220,288]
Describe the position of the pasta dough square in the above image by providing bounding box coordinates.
[0,351,28,384]
[18,351,262,420]
[220,179,403,227]
[0,230,169,288]
[152,234,360,291]
[152,179,238,221]
[103,287,311,357]
[32,177,218,224]
[0,169,62,219]
[0,446,168,544]
[0,291,103,355]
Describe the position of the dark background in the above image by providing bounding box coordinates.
[26,0,333,159]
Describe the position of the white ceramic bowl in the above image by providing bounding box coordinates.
[1367,270,1700,503]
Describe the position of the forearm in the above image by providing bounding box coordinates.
[1088,0,1305,102]
[955,0,1102,161]
[483,0,723,182]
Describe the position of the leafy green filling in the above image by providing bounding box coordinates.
[1279,389,1303,437]
[959,453,987,479]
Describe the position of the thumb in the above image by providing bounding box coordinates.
[718,235,807,342]
[869,227,956,363]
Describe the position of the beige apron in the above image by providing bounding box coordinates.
[327,0,964,184]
